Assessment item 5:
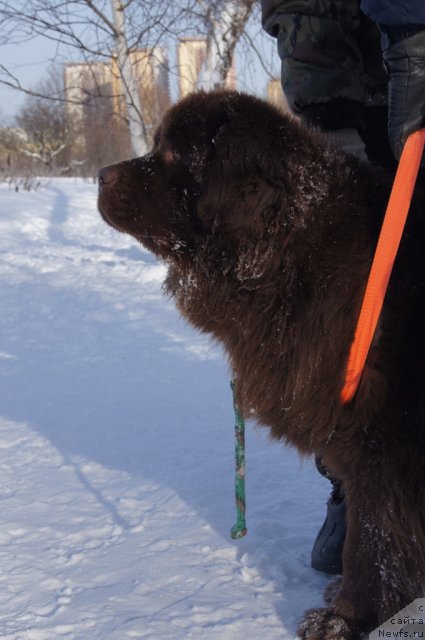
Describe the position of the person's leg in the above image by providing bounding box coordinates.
[311,457,346,575]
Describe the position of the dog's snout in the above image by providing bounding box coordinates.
[98,165,119,187]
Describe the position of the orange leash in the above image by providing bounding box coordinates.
[341,128,425,404]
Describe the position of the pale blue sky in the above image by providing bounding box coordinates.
[0,37,61,120]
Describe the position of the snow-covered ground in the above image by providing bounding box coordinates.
[0,178,331,639]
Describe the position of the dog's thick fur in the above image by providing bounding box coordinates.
[98,90,425,639]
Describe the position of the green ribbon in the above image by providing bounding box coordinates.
[230,380,247,539]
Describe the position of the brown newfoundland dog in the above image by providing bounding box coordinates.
[98,90,425,639]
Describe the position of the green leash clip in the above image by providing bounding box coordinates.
[230,380,247,539]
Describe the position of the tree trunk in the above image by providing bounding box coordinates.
[110,0,148,156]
[197,0,255,90]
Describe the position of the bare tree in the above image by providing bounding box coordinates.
[195,0,256,89]
[0,0,183,155]
[15,67,70,173]
[0,0,261,158]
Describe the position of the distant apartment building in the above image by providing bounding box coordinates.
[177,37,236,98]
[64,61,113,118]
[64,47,170,142]
[64,39,242,149]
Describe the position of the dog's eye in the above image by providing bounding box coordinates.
[163,149,181,164]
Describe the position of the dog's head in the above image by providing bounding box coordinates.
[98,90,328,266]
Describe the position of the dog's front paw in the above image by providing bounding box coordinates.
[297,607,355,640]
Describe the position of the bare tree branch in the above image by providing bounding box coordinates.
[81,0,117,37]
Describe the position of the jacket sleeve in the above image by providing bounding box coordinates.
[260,0,386,114]
[380,28,425,159]
[360,0,425,25]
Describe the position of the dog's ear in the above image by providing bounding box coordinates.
[197,118,287,237]
[196,117,298,282]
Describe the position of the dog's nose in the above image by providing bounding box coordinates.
[98,165,119,187]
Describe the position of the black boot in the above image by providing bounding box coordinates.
[311,460,346,575]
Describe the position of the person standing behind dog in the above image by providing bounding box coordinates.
[260,0,425,575]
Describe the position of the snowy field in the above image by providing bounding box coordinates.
[0,178,331,639]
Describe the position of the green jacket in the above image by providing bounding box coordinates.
[261,0,387,113]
